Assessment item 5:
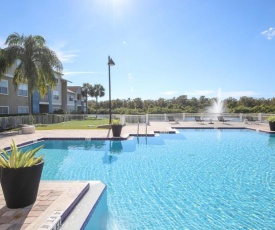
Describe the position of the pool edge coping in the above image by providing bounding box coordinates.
[3,127,275,151]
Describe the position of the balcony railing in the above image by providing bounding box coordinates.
[39,95,49,102]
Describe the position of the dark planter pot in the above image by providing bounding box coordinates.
[269,122,275,131]
[111,125,123,137]
[1,161,44,209]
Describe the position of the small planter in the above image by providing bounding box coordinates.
[111,125,123,137]
[1,161,44,209]
[22,125,35,134]
[269,122,275,131]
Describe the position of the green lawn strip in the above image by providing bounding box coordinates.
[35,119,109,130]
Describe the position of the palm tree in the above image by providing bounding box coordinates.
[0,48,14,80]
[90,84,105,118]
[81,83,92,114]
[3,33,62,114]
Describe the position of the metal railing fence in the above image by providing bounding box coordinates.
[0,113,274,129]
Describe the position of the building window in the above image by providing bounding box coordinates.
[0,107,9,114]
[18,106,29,114]
[55,78,59,83]
[69,94,74,101]
[18,84,28,97]
[53,91,59,100]
[0,80,8,95]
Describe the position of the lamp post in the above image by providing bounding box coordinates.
[108,56,115,124]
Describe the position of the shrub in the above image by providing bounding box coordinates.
[267,116,275,123]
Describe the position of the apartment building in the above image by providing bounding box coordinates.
[67,86,86,113]
[0,64,86,114]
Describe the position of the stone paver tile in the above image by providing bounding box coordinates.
[37,196,49,201]
[48,196,60,201]
[14,209,31,217]
[2,209,19,217]
[50,191,63,196]
[24,217,37,224]
[0,200,6,206]
[0,223,12,230]
[10,216,24,224]
[32,205,48,211]
[39,190,52,196]
[36,201,53,206]
[28,210,44,217]
[0,216,13,224]
[21,223,29,229]
[0,208,8,217]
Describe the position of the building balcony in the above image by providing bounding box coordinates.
[40,95,49,103]
[75,100,82,106]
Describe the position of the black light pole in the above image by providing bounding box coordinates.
[108,56,115,124]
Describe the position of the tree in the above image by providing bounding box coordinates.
[81,83,92,113]
[0,48,14,80]
[90,84,105,117]
[3,33,63,114]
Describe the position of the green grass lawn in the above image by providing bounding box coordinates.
[35,118,109,130]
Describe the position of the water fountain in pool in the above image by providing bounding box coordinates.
[207,88,225,114]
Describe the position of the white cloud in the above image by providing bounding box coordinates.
[55,50,77,63]
[261,27,275,40]
[49,40,78,63]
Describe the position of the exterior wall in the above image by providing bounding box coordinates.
[0,61,77,114]
[67,87,86,113]
[75,88,85,113]
[61,80,68,112]
[51,73,62,112]
[0,76,29,114]
[67,92,75,113]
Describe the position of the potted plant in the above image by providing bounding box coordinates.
[268,116,275,131]
[111,119,123,137]
[0,140,44,209]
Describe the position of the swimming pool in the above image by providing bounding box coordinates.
[29,129,275,229]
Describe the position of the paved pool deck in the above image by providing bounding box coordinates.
[0,121,273,229]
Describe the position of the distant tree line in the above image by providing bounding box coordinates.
[87,95,275,114]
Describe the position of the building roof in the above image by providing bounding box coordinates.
[67,86,82,93]
[67,89,75,94]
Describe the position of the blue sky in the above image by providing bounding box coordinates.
[1,0,275,100]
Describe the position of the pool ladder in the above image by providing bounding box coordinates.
[137,122,147,137]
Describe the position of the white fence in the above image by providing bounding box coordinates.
[122,113,271,124]
[0,113,273,129]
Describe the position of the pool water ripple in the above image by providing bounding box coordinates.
[26,129,275,229]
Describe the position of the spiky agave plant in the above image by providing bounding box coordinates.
[111,119,121,125]
[0,140,43,168]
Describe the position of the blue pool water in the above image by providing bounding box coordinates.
[28,129,275,229]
